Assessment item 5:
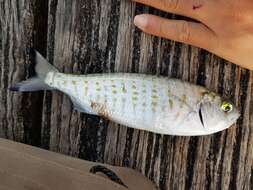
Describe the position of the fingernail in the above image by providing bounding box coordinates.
[134,15,148,29]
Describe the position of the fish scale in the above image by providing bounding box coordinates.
[10,50,240,136]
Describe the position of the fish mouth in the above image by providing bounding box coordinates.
[227,112,240,127]
[198,103,205,129]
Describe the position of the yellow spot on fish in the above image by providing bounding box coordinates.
[133,91,138,95]
[132,96,138,101]
[96,88,101,91]
[152,89,157,93]
[112,84,117,88]
[96,82,100,86]
[204,92,216,101]
[122,85,127,93]
[169,99,173,109]
[84,81,88,84]
[180,95,187,108]
[72,81,76,85]
[63,81,67,85]
[152,95,158,99]
[132,85,137,90]
[112,90,117,94]
[152,102,158,107]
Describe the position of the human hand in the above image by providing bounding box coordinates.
[132,0,253,70]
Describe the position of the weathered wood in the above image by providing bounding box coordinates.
[1,0,253,189]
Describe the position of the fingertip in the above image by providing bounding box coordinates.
[134,14,149,30]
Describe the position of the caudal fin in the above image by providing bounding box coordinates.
[10,49,59,92]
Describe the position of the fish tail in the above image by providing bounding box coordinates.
[9,49,59,92]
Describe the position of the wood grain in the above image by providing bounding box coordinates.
[0,0,252,189]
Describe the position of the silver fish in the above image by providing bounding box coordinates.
[10,50,240,136]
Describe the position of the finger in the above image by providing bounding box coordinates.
[134,14,217,51]
[132,0,208,21]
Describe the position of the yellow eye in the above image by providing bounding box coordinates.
[221,102,233,113]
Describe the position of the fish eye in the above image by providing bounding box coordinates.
[221,102,233,113]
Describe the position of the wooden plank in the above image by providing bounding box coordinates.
[1,0,252,189]
[0,0,49,146]
[0,0,32,142]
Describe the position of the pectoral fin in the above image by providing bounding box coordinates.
[69,97,96,115]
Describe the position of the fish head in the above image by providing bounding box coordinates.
[199,92,240,134]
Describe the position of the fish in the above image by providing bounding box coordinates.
[10,50,240,136]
